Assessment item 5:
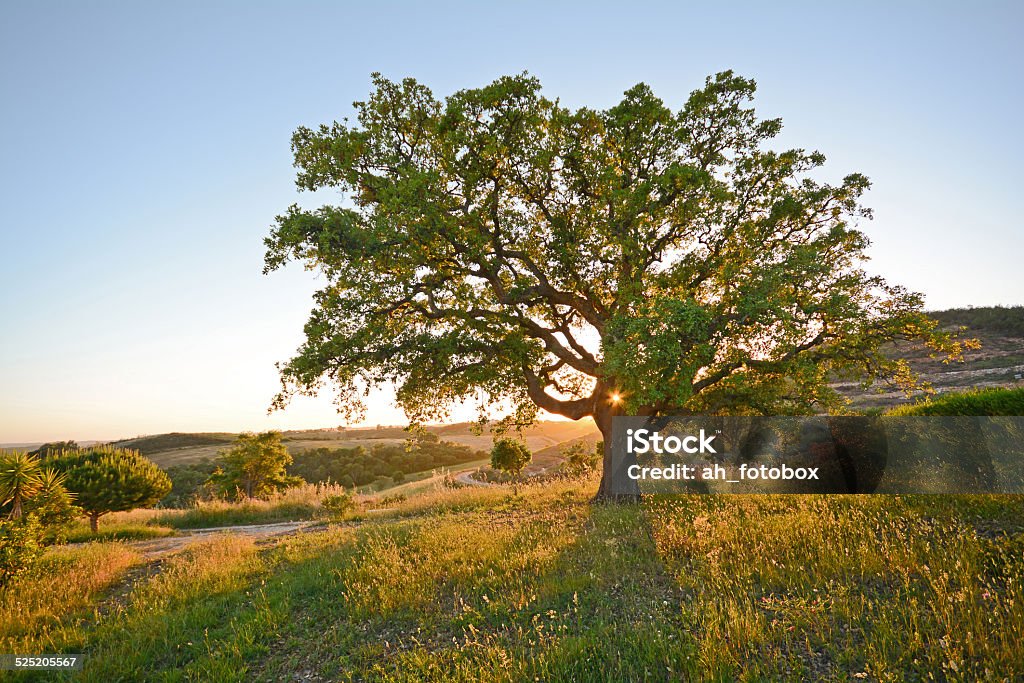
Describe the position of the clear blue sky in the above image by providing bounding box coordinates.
[1,1,1021,442]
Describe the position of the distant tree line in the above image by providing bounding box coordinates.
[928,306,1024,337]
[159,432,486,505]
[288,433,485,489]
[162,460,219,508]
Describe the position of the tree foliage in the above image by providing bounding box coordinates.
[209,431,302,500]
[0,452,80,545]
[490,438,532,477]
[927,306,1024,337]
[30,469,80,544]
[162,460,219,508]
[48,446,171,532]
[265,71,972,498]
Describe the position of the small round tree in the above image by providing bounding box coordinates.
[490,439,532,479]
[48,446,171,532]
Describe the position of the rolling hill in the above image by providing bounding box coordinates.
[108,420,599,469]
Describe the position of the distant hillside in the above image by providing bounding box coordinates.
[107,420,599,469]
[927,306,1024,337]
[113,432,236,454]
[834,306,1024,411]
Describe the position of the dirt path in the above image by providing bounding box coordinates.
[131,520,321,558]
[455,470,494,487]
[454,465,551,487]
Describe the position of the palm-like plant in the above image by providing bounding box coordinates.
[0,450,44,519]
[37,467,70,496]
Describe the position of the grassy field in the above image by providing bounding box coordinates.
[2,477,1022,681]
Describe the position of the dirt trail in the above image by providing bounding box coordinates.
[131,520,320,558]
[455,465,551,488]
[455,471,494,487]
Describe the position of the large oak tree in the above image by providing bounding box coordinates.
[265,72,968,500]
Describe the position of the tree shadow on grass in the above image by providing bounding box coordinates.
[317,496,700,682]
[39,492,699,682]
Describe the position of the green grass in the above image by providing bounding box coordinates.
[2,478,1022,681]
[887,386,1024,416]
[0,542,141,656]
[73,483,358,536]
[65,523,177,544]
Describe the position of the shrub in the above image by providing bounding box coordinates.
[887,387,1024,416]
[32,469,81,544]
[376,493,407,508]
[321,492,356,516]
[561,440,600,476]
[0,515,43,586]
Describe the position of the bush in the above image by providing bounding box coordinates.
[561,440,600,476]
[0,516,43,586]
[321,493,356,516]
[376,493,407,508]
[32,470,81,544]
[887,387,1024,416]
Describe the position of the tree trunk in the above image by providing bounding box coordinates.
[89,512,100,534]
[593,396,641,503]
